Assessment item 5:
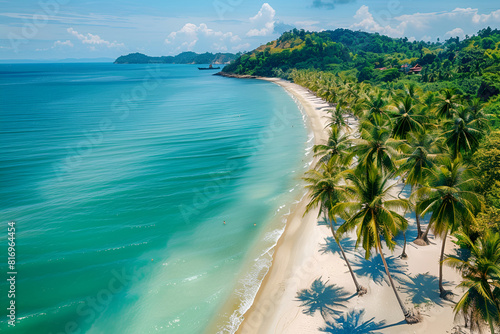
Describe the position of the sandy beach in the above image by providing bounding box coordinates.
[235,78,465,334]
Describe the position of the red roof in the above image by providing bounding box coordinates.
[410,64,422,72]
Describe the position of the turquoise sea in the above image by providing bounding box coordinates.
[0,63,312,333]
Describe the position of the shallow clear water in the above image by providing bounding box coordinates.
[0,63,310,333]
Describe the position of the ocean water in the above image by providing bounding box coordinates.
[0,63,311,333]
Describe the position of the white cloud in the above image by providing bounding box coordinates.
[349,6,500,41]
[67,28,124,48]
[232,43,251,51]
[53,40,73,47]
[350,5,404,37]
[35,40,74,52]
[445,27,465,39]
[472,8,500,23]
[295,20,321,31]
[295,20,320,26]
[165,23,241,52]
[246,3,276,37]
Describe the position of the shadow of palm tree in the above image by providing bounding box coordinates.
[394,219,420,245]
[296,277,350,320]
[451,237,471,261]
[319,236,357,256]
[351,254,408,285]
[318,216,348,226]
[319,309,387,334]
[396,272,452,306]
[452,247,471,261]
[317,218,330,227]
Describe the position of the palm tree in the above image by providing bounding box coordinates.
[435,88,460,120]
[313,125,353,167]
[442,106,483,158]
[383,82,398,99]
[304,160,367,295]
[362,91,392,123]
[391,95,424,139]
[445,231,500,333]
[421,92,437,115]
[327,100,351,132]
[416,157,482,298]
[352,123,403,174]
[466,97,490,131]
[334,166,419,323]
[398,82,421,101]
[399,131,441,244]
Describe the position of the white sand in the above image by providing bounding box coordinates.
[235,78,466,334]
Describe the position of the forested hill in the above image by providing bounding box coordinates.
[114,52,238,64]
[222,27,500,99]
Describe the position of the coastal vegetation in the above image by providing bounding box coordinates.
[224,27,500,332]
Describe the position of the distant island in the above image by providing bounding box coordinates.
[114,52,238,65]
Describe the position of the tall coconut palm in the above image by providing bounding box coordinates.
[391,95,425,139]
[384,81,399,99]
[416,157,482,298]
[352,122,404,174]
[399,131,442,244]
[304,160,367,296]
[334,166,419,323]
[313,125,354,168]
[398,82,421,101]
[362,91,392,124]
[467,97,491,131]
[435,88,460,120]
[445,231,500,333]
[442,107,483,158]
[420,91,442,127]
[421,92,437,114]
[327,100,351,132]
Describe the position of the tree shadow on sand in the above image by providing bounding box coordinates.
[317,218,331,227]
[319,236,357,256]
[451,237,472,261]
[318,216,346,227]
[393,217,420,245]
[296,277,350,320]
[351,254,408,285]
[452,247,471,261]
[396,272,453,307]
[319,309,387,334]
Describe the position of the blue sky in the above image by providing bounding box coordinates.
[1,0,499,59]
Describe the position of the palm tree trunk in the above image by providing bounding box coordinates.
[401,232,408,259]
[377,242,418,324]
[413,183,430,245]
[415,218,431,246]
[325,213,367,296]
[415,211,422,238]
[439,230,449,299]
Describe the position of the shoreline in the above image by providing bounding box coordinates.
[203,76,330,334]
[235,78,332,333]
[229,77,464,334]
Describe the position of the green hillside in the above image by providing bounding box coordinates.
[222,27,500,99]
